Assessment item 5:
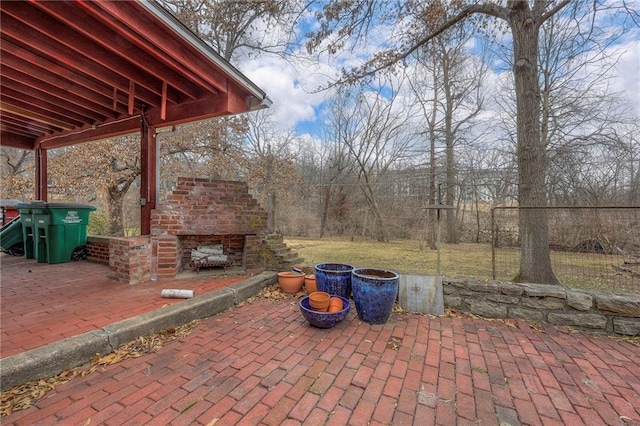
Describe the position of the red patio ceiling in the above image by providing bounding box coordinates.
[0,0,270,151]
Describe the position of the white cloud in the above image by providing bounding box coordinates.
[240,56,327,129]
[613,37,640,115]
[238,4,640,141]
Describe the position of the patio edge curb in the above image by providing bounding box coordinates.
[0,271,277,392]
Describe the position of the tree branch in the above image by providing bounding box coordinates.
[540,0,572,22]
[339,3,507,84]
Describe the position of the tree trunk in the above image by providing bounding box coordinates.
[443,51,458,244]
[510,3,559,284]
[445,143,457,243]
[107,186,125,236]
[474,188,481,243]
[363,189,389,242]
[266,192,276,233]
[427,64,438,250]
[320,186,331,238]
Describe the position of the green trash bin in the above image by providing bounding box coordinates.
[33,203,96,264]
[17,201,47,260]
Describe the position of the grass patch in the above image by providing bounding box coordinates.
[285,237,491,276]
[285,236,492,277]
[285,236,639,294]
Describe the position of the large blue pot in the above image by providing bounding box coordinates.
[315,263,355,299]
[352,268,399,325]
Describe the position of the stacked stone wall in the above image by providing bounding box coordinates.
[443,278,640,336]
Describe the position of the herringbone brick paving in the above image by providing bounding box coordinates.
[2,254,639,424]
[4,294,640,425]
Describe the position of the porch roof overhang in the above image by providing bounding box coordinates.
[0,0,271,151]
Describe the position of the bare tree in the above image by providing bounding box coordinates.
[624,130,640,205]
[458,147,518,242]
[159,117,248,186]
[316,123,356,238]
[407,20,487,244]
[327,77,416,242]
[159,0,307,61]
[307,0,637,284]
[241,109,302,232]
[48,136,140,236]
[406,58,440,249]
[0,148,34,200]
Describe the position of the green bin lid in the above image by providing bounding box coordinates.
[16,201,48,209]
[44,203,96,210]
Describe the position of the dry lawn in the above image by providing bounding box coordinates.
[285,236,639,294]
[285,237,493,277]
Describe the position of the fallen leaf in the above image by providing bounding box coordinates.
[0,319,202,416]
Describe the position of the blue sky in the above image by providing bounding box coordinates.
[237,3,640,143]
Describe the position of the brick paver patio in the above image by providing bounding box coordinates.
[1,254,639,425]
[0,254,249,358]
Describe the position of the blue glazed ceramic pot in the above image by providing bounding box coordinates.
[352,268,399,324]
[315,263,355,299]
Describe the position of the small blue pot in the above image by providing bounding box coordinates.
[315,263,355,299]
[299,295,351,329]
[352,268,399,325]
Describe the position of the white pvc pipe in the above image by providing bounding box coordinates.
[161,289,194,299]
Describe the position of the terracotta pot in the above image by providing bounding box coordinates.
[277,271,304,294]
[328,297,343,312]
[299,295,351,328]
[304,275,317,294]
[309,291,330,312]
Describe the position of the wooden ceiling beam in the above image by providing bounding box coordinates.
[88,1,229,95]
[1,48,128,116]
[0,100,82,130]
[0,131,36,150]
[32,1,204,101]
[1,38,131,110]
[1,67,118,120]
[1,2,182,104]
[0,16,164,109]
[1,114,53,134]
[1,86,101,125]
[37,90,237,150]
[144,92,234,128]
[1,119,45,139]
[37,116,141,150]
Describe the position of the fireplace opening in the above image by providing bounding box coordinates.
[178,235,246,273]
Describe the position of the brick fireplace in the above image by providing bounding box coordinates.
[150,178,268,279]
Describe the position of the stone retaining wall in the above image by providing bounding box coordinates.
[443,278,640,336]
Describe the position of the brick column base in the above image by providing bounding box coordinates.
[109,236,151,284]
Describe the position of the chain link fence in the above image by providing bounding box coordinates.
[491,206,640,294]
